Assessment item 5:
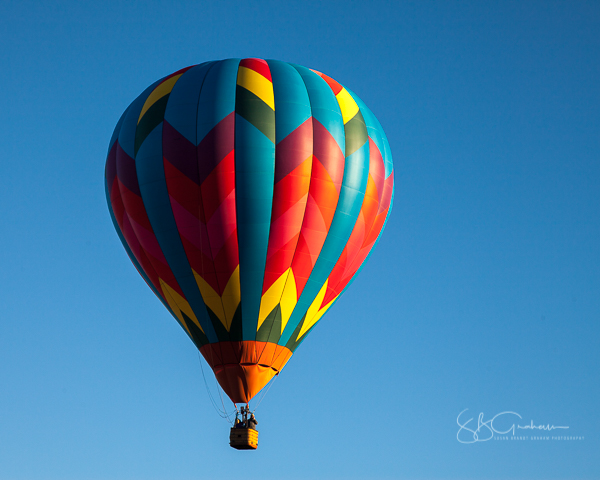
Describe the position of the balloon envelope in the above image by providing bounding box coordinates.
[105,59,394,404]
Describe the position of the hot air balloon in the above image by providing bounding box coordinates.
[104,58,394,449]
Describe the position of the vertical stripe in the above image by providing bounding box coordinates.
[163,63,233,337]
[133,71,219,343]
[111,84,210,345]
[287,67,345,300]
[106,134,178,325]
[197,59,241,143]
[255,60,313,339]
[292,92,394,349]
[164,62,214,144]
[196,60,241,338]
[235,59,276,340]
[292,64,345,153]
[265,67,346,353]
[279,73,370,346]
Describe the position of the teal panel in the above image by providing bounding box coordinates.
[291,64,345,155]
[164,62,214,144]
[234,115,276,340]
[197,59,240,144]
[348,88,394,178]
[135,124,218,343]
[266,60,311,142]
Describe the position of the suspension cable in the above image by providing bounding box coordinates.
[252,372,279,414]
[215,366,235,424]
[197,352,235,423]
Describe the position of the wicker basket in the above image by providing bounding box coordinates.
[230,427,259,450]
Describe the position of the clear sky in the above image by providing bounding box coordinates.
[1,1,598,479]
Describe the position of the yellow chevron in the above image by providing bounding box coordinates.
[336,87,359,124]
[257,269,289,330]
[193,270,227,329]
[297,281,338,340]
[279,270,298,333]
[221,266,241,330]
[237,66,275,110]
[138,74,182,123]
[160,279,204,335]
[256,268,299,333]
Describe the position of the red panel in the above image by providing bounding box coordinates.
[200,144,239,294]
[266,213,304,260]
[273,118,313,183]
[164,159,204,222]
[334,208,389,298]
[368,138,386,205]
[162,112,239,297]
[127,214,169,266]
[283,123,344,299]
[269,159,311,221]
[118,181,154,232]
[112,187,167,302]
[312,120,344,190]
[260,132,312,293]
[262,236,299,294]
[163,154,224,291]
[219,341,241,364]
[308,177,339,229]
[197,113,235,185]
[206,190,237,257]
[212,231,240,294]
[201,150,236,222]
[109,180,125,231]
[379,171,394,215]
[290,238,318,297]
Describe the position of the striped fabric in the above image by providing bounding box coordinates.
[105,59,394,404]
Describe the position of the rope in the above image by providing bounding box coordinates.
[252,372,279,413]
[197,352,236,424]
[197,353,279,421]
[215,366,235,424]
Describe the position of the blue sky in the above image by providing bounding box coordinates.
[1,1,598,479]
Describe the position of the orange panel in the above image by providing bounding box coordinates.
[200,341,293,403]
